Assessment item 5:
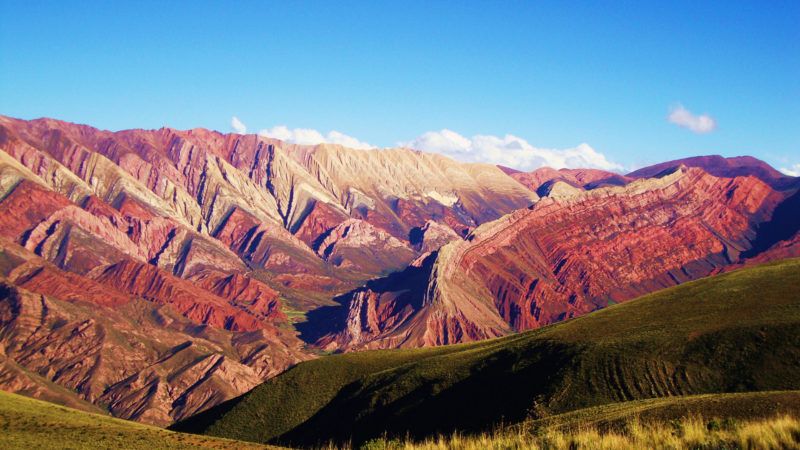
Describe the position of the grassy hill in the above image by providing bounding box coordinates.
[173,258,800,447]
[367,405,800,450]
[0,390,272,449]
[530,390,800,431]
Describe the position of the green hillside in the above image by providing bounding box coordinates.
[530,390,800,431]
[173,258,800,447]
[0,390,272,449]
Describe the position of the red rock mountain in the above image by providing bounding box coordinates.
[0,115,534,423]
[316,166,799,350]
[627,154,798,190]
[500,165,633,195]
[0,115,797,424]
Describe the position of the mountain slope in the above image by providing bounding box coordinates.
[531,391,800,431]
[0,390,270,449]
[0,263,308,426]
[628,155,798,190]
[173,258,800,446]
[290,144,538,239]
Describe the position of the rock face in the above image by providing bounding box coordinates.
[320,166,799,350]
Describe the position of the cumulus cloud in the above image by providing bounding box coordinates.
[258,125,374,149]
[233,118,621,171]
[230,116,247,134]
[667,105,717,134]
[780,163,800,177]
[400,129,623,172]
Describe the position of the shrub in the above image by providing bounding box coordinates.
[359,437,403,450]
[721,417,738,431]
[670,418,685,437]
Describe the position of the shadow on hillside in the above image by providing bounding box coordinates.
[294,292,352,345]
[742,190,800,259]
[295,252,437,346]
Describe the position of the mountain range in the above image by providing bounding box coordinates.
[0,114,798,426]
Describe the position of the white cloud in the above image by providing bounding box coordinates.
[258,125,374,149]
[326,130,376,150]
[400,129,623,172]
[667,105,717,134]
[241,120,621,171]
[230,116,247,134]
[779,163,800,177]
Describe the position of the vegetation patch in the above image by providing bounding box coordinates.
[0,390,271,449]
[357,414,800,450]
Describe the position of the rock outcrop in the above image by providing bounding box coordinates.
[409,220,462,253]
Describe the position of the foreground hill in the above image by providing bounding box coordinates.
[0,390,269,449]
[364,392,800,449]
[174,258,800,446]
[532,391,800,431]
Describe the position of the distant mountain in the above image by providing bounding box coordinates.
[500,165,632,194]
[173,258,800,446]
[628,154,798,190]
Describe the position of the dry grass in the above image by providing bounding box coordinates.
[0,390,272,449]
[352,415,800,450]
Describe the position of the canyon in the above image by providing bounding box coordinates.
[0,115,798,424]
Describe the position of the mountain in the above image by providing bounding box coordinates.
[500,165,633,195]
[627,155,798,190]
[0,115,534,423]
[310,165,798,350]
[173,258,800,446]
[501,153,800,195]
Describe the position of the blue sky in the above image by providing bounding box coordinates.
[1,1,798,173]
